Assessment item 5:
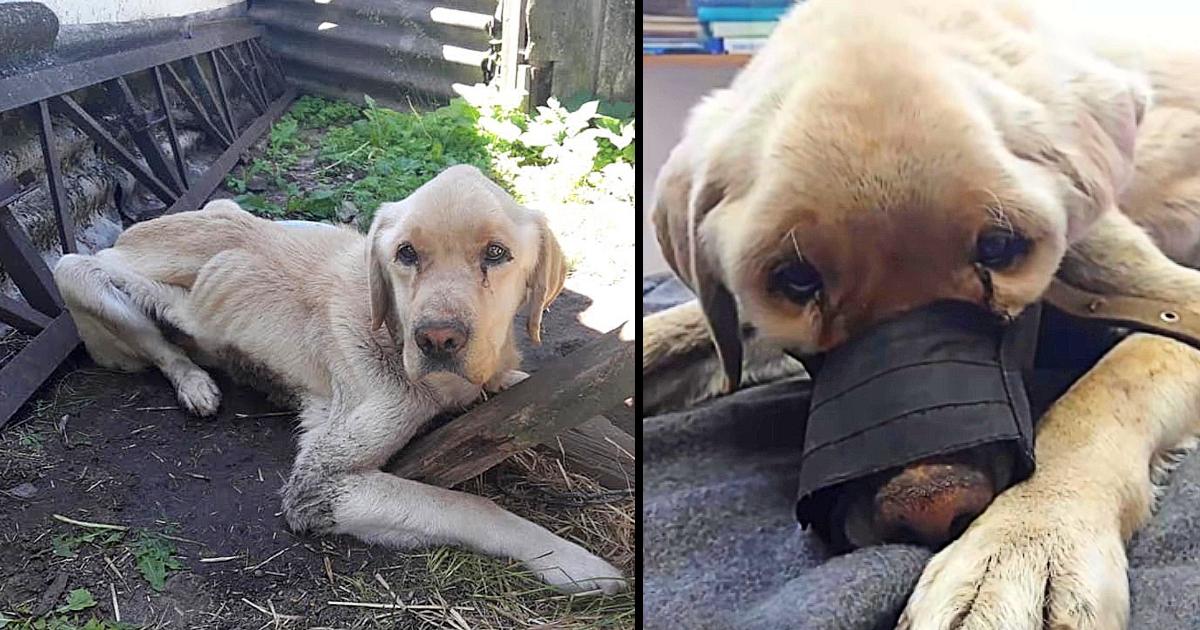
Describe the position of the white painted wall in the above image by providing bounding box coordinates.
[0,0,242,25]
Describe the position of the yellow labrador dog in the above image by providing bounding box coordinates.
[645,0,1200,627]
[52,164,625,595]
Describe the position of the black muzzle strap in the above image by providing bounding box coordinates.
[795,301,1040,536]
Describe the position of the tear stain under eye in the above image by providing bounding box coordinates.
[974,263,995,310]
[480,266,490,288]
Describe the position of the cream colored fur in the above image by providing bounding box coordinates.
[54,164,624,595]
[644,0,1200,627]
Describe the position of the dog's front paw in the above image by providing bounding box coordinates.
[174,369,221,417]
[485,369,529,394]
[898,487,1128,630]
[525,542,627,595]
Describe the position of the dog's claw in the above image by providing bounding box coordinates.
[485,369,530,394]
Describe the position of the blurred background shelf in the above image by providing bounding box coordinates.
[641,51,748,277]
[642,54,752,67]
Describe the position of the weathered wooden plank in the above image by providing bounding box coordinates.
[546,415,634,490]
[387,326,634,487]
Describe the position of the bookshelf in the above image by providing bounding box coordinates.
[642,54,752,68]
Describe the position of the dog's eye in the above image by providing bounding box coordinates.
[770,260,823,304]
[483,243,510,265]
[975,230,1029,269]
[396,244,419,266]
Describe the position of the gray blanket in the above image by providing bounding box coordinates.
[642,273,1200,630]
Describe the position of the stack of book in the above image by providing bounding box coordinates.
[644,0,710,55]
[696,0,794,55]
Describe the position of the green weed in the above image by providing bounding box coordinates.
[0,588,135,630]
[0,616,136,630]
[130,532,182,592]
[224,88,635,225]
[51,529,123,559]
[289,95,361,128]
[17,433,43,453]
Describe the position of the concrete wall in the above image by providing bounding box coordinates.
[0,0,241,24]
[527,0,634,104]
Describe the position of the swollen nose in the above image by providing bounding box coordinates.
[873,463,995,547]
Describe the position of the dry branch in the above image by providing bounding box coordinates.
[387,326,634,487]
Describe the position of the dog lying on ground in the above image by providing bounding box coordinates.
[53,164,625,595]
[644,0,1200,626]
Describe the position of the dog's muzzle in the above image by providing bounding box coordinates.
[794,300,1041,542]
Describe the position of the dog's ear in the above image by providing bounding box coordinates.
[653,144,743,393]
[365,212,395,333]
[525,213,567,345]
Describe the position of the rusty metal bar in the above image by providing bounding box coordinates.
[0,20,261,112]
[248,38,285,92]
[183,55,235,140]
[216,47,265,114]
[230,42,264,107]
[103,77,185,195]
[0,201,62,316]
[0,295,52,334]
[240,41,270,107]
[163,62,232,147]
[35,100,75,254]
[207,51,237,135]
[152,66,189,189]
[51,95,178,206]
[165,88,297,215]
[0,314,80,429]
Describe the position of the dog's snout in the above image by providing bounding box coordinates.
[414,321,470,359]
[873,461,995,547]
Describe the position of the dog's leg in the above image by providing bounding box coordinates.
[1059,209,1200,300]
[283,395,627,594]
[642,301,805,415]
[54,252,221,416]
[899,332,1200,629]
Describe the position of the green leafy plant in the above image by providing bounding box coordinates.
[52,529,124,559]
[221,89,635,225]
[289,94,362,128]
[232,193,285,218]
[55,590,95,615]
[0,588,133,630]
[131,532,183,591]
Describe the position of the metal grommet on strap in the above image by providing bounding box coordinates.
[1161,311,1180,324]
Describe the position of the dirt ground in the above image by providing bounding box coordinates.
[0,289,634,629]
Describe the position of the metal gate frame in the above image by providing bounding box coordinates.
[0,19,297,428]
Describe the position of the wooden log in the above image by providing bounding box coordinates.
[545,414,634,490]
[386,325,634,487]
[604,397,635,436]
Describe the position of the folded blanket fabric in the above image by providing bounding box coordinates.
[643,272,1200,630]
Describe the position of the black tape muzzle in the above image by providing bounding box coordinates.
[795,301,1040,541]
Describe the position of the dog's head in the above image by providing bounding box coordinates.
[655,0,1149,548]
[365,164,566,386]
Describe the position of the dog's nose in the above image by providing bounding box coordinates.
[414,322,469,359]
[873,462,995,547]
